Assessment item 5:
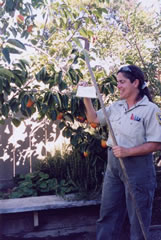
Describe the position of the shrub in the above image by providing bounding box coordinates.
[0,142,107,200]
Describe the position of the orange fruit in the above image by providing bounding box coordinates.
[92,36,97,43]
[26,99,34,108]
[90,122,98,128]
[57,112,63,120]
[83,151,89,157]
[101,139,107,148]
[27,25,33,33]
[76,116,85,123]
[16,14,24,24]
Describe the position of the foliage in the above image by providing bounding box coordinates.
[0,0,160,199]
[0,142,107,199]
[0,171,75,199]
[0,0,160,154]
[0,0,160,128]
[40,135,107,190]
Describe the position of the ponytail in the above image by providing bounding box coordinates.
[140,87,153,102]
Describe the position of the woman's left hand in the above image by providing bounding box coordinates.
[112,146,130,158]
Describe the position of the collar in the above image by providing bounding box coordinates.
[118,96,150,112]
[133,95,149,107]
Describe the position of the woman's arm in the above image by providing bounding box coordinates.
[112,142,161,158]
[78,82,99,123]
[83,98,99,123]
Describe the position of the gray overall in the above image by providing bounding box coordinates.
[96,148,156,240]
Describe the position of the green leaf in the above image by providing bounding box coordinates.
[41,104,48,114]
[0,94,4,104]
[79,28,88,38]
[93,9,102,18]
[74,20,81,30]
[44,92,51,103]
[82,49,90,62]
[5,0,15,13]
[9,27,17,38]
[31,39,38,45]
[70,134,81,147]
[51,110,57,120]
[7,39,26,50]
[39,182,47,189]
[36,67,48,82]
[71,96,77,114]
[53,94,61,108]
[75,69,83,79]
[39,172,49,179]
[11,191,24,199]
[64,113,74,123]
[101,7,108,14]
[9,98,19,112]
[1,104,9,117]
[0,81,3,93]
[62,94,68,109]
[2,48,11,64]
[19,59,30,69]
[63,127,72,138]
[58,81,67,91]
[0,68,14,78]
[48,94,55,107]
[12,118,21,127]
[59,121,66,130]
[49,78,55,88]
[68,68,79,85]
[13,75,23,87]
[73,38,83,48]
[87,30,94,37]
[21,95,29,109]
[3,80,11,95]
[6,46,22,54]
[55,71,62,84]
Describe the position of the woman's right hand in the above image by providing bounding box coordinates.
[77,82,99,124]
[78,81,89,87]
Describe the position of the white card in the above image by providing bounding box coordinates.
[76,86,97,98]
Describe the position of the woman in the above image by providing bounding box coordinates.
[82,65,161,240]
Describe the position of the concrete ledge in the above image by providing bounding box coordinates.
[0,195,161,240]
[0,195,100,214]
[0,195,100,238]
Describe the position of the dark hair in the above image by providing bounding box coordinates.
[117,65,153,102]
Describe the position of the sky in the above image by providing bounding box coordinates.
[138,0,160,12]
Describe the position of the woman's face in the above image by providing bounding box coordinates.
[117,72,138,100]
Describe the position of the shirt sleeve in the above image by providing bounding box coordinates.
[96,106,111,126]
[144,104,161,143]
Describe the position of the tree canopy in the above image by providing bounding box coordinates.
[0,0,160,151]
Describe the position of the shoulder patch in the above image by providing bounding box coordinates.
[156,112,161,124]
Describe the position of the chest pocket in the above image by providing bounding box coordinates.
[109,114,122,131]
[126,119,144,138]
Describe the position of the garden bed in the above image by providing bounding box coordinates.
[0,195,100,239]
[0,167,160,240]
[0,192,161,240]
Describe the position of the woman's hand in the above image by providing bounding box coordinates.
[78,81,88,87]
[112,142,161,158]
[112,146,130,158]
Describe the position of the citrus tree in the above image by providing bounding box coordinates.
[0,0,160,156]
